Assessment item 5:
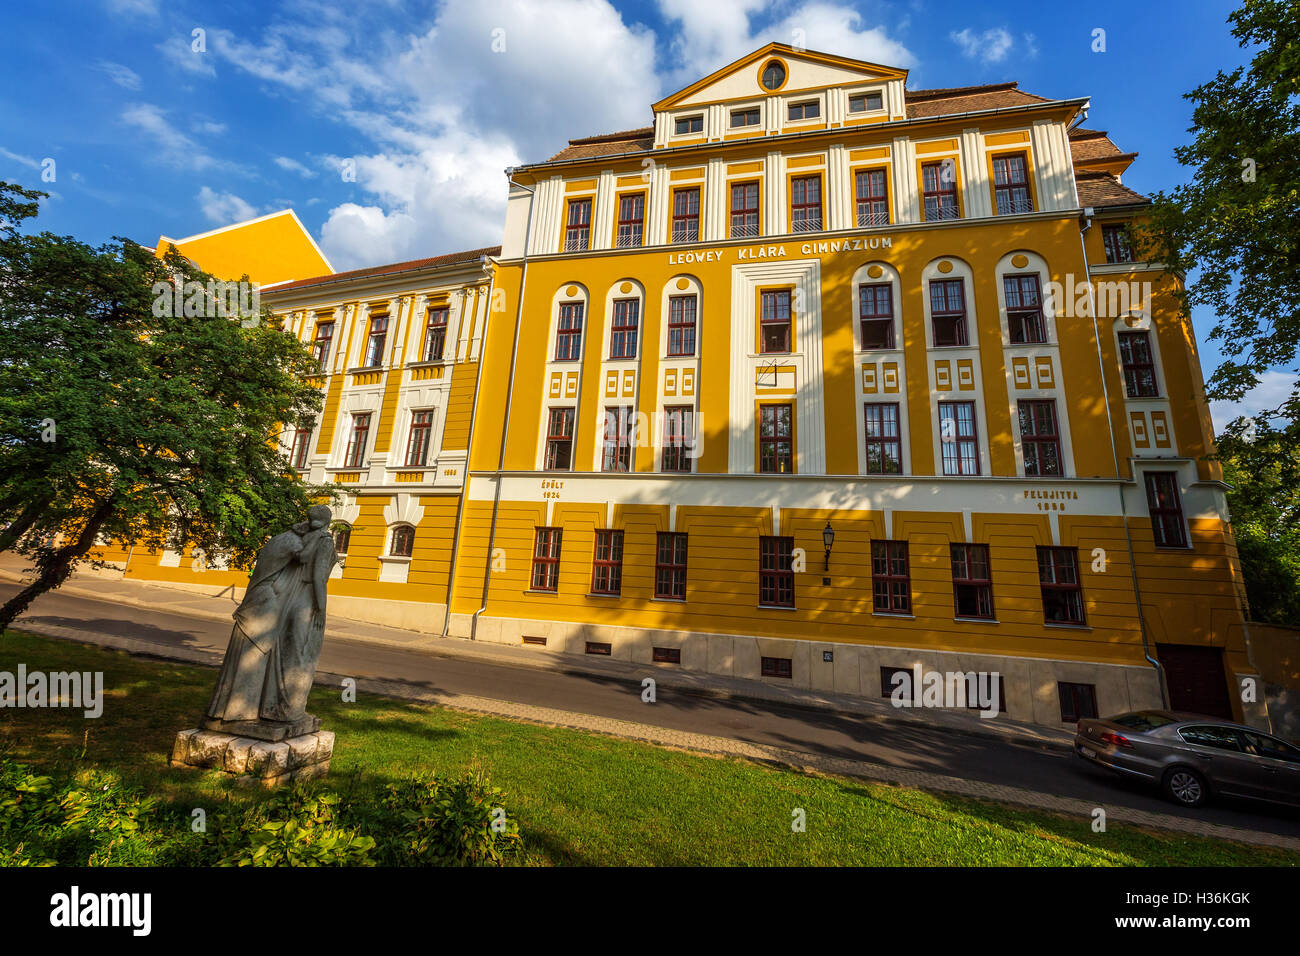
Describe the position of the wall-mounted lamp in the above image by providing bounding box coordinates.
[822,520,835,571]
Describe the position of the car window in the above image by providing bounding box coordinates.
[1113,711,1179,731]
[1240,731,1300,763]
[1178,725,1245,752]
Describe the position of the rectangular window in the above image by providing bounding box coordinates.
[730,107,760,128]
[1003,274,1046,344]
[759,289,792,353]
[921,160,959,221]
[652,646,681,664]
[863,402,903,475]
[929,279,968,346]
[1059,682,1099,722]
[610,298,639,359]
[544,407,575,470]
[405,410,434,467]
[854,168,889,227]
[671,187,700,243]
[1102,224,1133,263]
[790,175,822,232]
[674,114,703,135]
[602,405,634,472]
[761,656,793,679]
[591,529,623,596]
[759,404,794,474]
[564,198,592,251]
[992,153,1033,214]
[788,100,820,121]
[1038,546,1086,624]
[661,405,695,473]
[759,536,795,608]
[344,412,371,468]
[555,301,584,360]
[363,314,388,367]
[667,294,697,356]
[730,181,760,238]
[531,528,562,591]
[655,532,687,600]
[422,307,449,362]
[871,540,911,613]
[1018,400,1062,477]
[938,401,979,476]
[311,321,334,367]
[951,543,994,619]
[1118,330,1158,397]
[616,193,645,248]
[289,428,311,469]
[848,91,884,113]
[880,666,914,700]
[585,642,612,656]
[1145,472,1188,548]
[858,282,894,349]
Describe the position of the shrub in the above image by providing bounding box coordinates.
[218,789,376,867]
[0,753,521,867]
[368,769,522,866]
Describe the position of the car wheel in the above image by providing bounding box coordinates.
[1163,767,1208,808]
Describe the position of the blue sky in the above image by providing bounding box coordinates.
[0,0,1283,423]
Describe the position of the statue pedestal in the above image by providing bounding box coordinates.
[170,728,334,787]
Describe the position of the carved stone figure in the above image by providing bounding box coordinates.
[201,505,337,742]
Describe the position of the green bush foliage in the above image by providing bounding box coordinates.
[0,753,521,867]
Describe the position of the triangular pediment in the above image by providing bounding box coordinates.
[653,42,907,112]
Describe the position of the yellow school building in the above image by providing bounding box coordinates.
[108,44,1266,730]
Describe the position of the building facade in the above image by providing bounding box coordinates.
[109,44,1264,730]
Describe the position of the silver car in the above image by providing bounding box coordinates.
[1074,710,1300,808]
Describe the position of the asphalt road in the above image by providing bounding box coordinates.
[4,582,1299,840]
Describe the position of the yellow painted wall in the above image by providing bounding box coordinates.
[156,211,331,287]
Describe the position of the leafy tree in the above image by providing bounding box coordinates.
[1218,421,1300,626]
[1142,0,1300,418]
[0,180,333,632]
[1141,1,1300,623]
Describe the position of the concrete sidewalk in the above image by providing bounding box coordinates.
[0,555,1074,751]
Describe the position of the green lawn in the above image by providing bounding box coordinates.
[1,628,1295,866]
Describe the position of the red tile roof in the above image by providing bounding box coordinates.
[266,246,500,294]
[1075,171,1149,208]
[904,82,1052,118]
[548,128,654,162]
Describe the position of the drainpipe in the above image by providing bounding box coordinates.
[440,262,496,638]
[470,169,535,640]
[1078,210,1168,706]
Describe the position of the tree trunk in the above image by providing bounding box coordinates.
[0,494,51,554]
[0,500,114,633]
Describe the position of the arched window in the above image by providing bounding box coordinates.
[390,525,415,558]
[332,524,351,557]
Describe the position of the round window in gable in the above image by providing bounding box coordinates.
[760,60,786,91]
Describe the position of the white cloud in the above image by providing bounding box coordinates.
[950,27,1015,64]
[157,35,217,77]
[121,103,236,172]
[97,61,142,91]
[196,186,259,225]
[0,146,42,169]
[658,0,917,88]
[105,0,158,15]
[1210,370,1299,434]
[274,156,317,178]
